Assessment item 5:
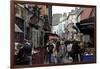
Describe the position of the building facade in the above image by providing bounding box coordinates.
[64,8,82,41]
[14,3,52,48]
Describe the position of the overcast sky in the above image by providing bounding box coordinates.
[52,6,76,15]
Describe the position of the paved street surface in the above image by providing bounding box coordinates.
[32,47,73,64]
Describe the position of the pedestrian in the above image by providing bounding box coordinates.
[15,43,25,65]
[57,41,66,63]
[66,41,73,60]
[51,41,57,64]
[46,40,54,64]
[22,40,33,65]
[56,40,60,53]
[71,41,81,62]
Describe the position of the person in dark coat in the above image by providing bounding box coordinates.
[15,43,28,65]
[46,40,54,64]
[71,41,81,62]
[16,45,26,65]
[22,40,33,65]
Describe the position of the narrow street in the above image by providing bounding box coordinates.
[14,3,96,66]
[32,47,73,64]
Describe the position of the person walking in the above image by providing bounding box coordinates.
[66,41,73,60]
[51,41,57,64]
[15,43,25,65]
[71,41,81,62]
[46,40,54,64]
[22,40,33,65]
[57,41,66,63]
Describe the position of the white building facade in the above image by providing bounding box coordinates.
[64,8,82,41]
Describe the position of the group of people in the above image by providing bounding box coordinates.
[14,39,85,65]
[15,40,33,65]
[45,39,82,64]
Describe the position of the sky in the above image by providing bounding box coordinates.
[52,6,76,15]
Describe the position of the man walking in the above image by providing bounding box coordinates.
[23,40,33,65]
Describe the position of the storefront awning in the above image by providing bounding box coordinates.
[15,24,23,33]
[80,17,94,23]
[76,22,94,35]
